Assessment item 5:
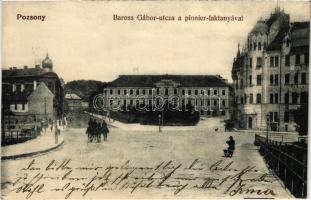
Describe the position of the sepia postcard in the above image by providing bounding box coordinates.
[1,0,310,199]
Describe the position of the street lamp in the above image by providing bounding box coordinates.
[158,114,162,132]
[266,113,270,143]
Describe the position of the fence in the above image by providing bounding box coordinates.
[1,122,43,146]
[255,134,307,198]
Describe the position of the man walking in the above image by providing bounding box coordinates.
[54,123,60,144]
[101,121,109,142]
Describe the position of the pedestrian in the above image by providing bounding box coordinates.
[224,136,235,157]
[50,121,54,133]
[86,118,93,142]
[63,117,67,129]
[95,120,101,143]
[41,121,46,133]
[101,121,109,142]
[54,123,60,144]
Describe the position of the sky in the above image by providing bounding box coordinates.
[2,1,310,83]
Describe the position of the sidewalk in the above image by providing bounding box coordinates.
[1,126,65,160]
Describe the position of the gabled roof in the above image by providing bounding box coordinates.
[108,75,229,88]
[28,82,54,99]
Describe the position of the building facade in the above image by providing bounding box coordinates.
[103,75,232,119]
[2,54,64,123]
[232,7,309,131]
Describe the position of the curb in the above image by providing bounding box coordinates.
[1,139,65,160]
[107,123,118,128]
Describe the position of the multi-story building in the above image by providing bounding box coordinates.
[104,74,233,119]
[232,7,309,131]
[2,54,64,122]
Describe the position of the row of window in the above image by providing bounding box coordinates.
[247,53,308,69]
[110,99,227,107]
[237,75,262,89]
[10,103,27,111]
[284,72,307,85]
[237,72,307,90]
[237,93,261,104]
[237,91,308,105]
[269,54,309,67]
[267,112,290,123]
[248,41,267,52]
[107,88,227,96]
[266,111,290,123]
[285,54,309,66]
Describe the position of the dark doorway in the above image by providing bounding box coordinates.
[248,117,253,129]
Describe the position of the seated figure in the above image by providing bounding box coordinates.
[224,136,235,157]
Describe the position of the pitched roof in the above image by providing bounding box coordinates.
[65,93,82,100]
[266,21,309,51]
[108,75,229,88]
[2,67,58,78]
[250,21,268,34]
[266,26,289,51]
[291,22,310,47]
[28,82,54,99]
[2,82,53,103]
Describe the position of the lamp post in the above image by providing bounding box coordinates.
[158,114,162,132]
[44,97,47,121]
[266,113,270,143]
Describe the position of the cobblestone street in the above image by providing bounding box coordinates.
[1,118,292,199]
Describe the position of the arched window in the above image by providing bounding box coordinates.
[256,93,262,104]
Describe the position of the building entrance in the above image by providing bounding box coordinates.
[248,117,253,129]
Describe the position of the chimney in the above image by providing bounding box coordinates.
[33,80,37,90]
[35,64,40,69]
[13,67,17,70]
[24,65,28,69]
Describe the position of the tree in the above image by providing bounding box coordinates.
[294,102,308,135]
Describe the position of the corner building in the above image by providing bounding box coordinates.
[232,8,309,131]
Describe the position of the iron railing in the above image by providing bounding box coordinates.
[255,134,307,198]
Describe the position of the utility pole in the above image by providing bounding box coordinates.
[44,97,47,120]
[158,114,162,132]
